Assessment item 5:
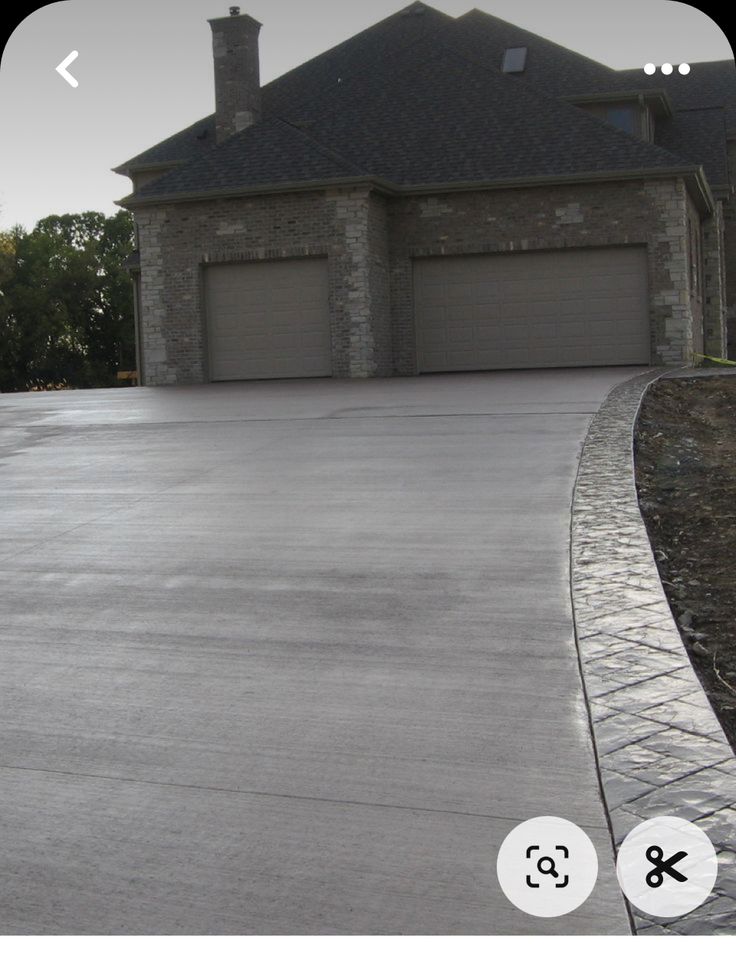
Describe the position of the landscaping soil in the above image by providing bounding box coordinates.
[634,373,736,750]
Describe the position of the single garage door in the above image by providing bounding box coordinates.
[414,247,650,372]
[206,259,332,380]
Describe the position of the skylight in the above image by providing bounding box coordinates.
[502,47,527,73]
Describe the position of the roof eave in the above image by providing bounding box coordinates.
[115,175,387,209]
[112,159,186,178]
[115,165,713,214]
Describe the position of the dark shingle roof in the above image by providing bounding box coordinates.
[264,2,456,118]
[118,2,731,204]
[655,108,729,186]
[134,43,690,201]
[449,8,620,97]
[135,118,364,197]
[447,15,736,188]
[615,60,736,187]
[114,114,217,174]
[616,60,736,113]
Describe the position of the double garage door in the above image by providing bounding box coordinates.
[204,247,650,380]
[205,258,331,381]
[414,247,650,371]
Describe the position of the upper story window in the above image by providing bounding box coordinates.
[502,47,527,73]
[605,106,637,135]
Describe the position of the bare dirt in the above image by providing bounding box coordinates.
[634,373,736,750]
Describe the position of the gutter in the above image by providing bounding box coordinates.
[115,164,714,215]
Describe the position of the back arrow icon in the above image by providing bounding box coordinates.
[56,50,79,88]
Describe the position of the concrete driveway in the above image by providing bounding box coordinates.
[0,369,644,934]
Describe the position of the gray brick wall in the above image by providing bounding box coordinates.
[135,177,709,384]
[135,188,393,383]
[389,178,699,373]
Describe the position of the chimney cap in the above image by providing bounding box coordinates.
[208,9,262,28]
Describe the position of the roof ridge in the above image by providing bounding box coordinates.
[260,1,453,96]
[272,117,368,176]
[457,7,618,75]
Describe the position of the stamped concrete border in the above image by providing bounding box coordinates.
[571,369,736,935]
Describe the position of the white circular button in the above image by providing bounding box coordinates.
[616,816,717,918]
[496,816,598,917]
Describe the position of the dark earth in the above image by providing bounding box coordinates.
[635,373,736,751]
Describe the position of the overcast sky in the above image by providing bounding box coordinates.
[0,0,732,231]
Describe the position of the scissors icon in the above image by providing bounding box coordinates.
[645,845,688,888]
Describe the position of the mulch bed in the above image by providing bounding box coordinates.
[634,373,736,751]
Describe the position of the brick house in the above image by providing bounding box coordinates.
[115,2,736,385]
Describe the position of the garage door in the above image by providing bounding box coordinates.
[206,259,331,380]
[414,247,649,371]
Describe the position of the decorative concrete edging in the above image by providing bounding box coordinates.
[571,369,736,935]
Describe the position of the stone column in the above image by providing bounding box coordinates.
[702,200,727,358]
[136,209,176,385]
[327,187,391,377]
[644,178,694,365]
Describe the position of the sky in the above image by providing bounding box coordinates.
[0,0,733,231]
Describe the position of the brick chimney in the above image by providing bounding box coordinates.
[208,8,262,144]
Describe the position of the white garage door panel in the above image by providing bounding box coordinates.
[414,248,649,371]
[206,259,331,380]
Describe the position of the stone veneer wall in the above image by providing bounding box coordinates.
[388,178,697,374]
[136,177,704,384]
[368,194,393,376]
[702,199,728,359]
[137,208,171,383]
[723,137,736,357]
[648,181,695,366]
[325,188,391,377]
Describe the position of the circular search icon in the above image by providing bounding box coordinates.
[496,816,598,917]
